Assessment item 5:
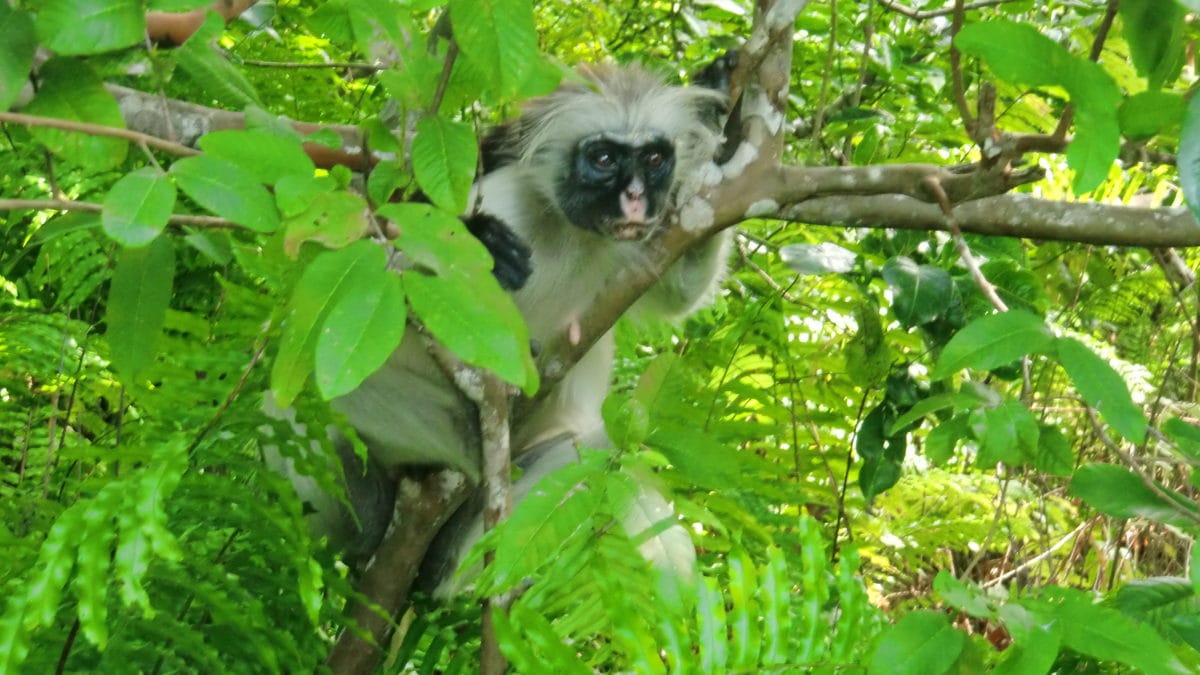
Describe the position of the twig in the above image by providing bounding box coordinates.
[949,0,976,138]
[238,58,383,71]
[479,374,513,675]
[921,176,1008,312]
[1085,408,1200,527]
[982,517,1097,587]
[0,198,233,228]
[0,111,200,157]
[876,0,1019,20]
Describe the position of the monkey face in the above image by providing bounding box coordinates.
[557,133,676,241]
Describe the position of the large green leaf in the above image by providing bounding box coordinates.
[314,263,406,400]
[881,256,952,327]
[868,610,965,675]
[106,237,176,386]
[1055,337,1147,443]
[102,168,177,247]
[0,6,36,111]
[931,310,1054,379]
[271,240,389,407]
[1178,92,1200,223]
[972,399,1039,467]
[198,129,316,185]
[170,156,281,233]
[449,0,539,99]
[1027,587,1190,675]
[1119,91,1186,141]
[35,0,144,56]
[23,59,128,170]
[1119,0,1186,89]
[281,190,369,257]
[1070,464,1200,531]
[412,115,478,213]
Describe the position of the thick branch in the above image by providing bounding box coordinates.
[107,85,376,170]
[326,470,471,675]
[780,194,1200,247]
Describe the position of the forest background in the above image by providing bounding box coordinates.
[3,0,1200,673]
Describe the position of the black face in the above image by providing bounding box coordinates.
[557,134,675,240]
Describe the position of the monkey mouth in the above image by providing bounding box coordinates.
[611,223,651,240]
[603,219,660,241]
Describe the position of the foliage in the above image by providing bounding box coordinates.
[2,0,1200,673]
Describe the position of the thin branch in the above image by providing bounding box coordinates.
[876,0,1020,20]
[0,111,200,157]
[982,517,1098,587]
[429,41,460,116]
[949,0,976,138]
[237,58,383,71]
[0,198,233,228]
[923,176,1008,312]
[479,374,513,675]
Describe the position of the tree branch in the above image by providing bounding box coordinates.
[326,470,472,675]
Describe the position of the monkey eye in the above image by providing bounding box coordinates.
[643,151,665,168]
[590,151,615,169]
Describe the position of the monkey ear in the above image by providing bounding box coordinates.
[480,122,524,174]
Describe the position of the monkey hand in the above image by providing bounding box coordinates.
[461,213,533,291]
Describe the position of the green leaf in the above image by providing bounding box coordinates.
[272,240,387,407]
[934,571,993,617]
[175,16,262,107]
[924,415,968,466]
[973,400,1039,467]
[314,263,406,400]
[1119,0,1186,89]
[1032,423,1074,477]
[698,576,729,671]
[889,391,982,434]
[0,6,36,111]
[1119,91,1186,141]
[35,0,144,56]
[170,156,280,233]
[1029,587,1190,675]
[649,426,776,492]
[955,20,1120,193]
[779,242,857,275]
[198,129,316,185]
[472,457,605,594]
[931,310,1053,379]
[859,457,902,501]
[102,168,177,247]
[412,115,478,213]
[449,0,539,99]
[1164,417,1200,462]
[1178,92,1200,223]
[868,610,965,675]
[1055,337,1148,442]
[992,607,1059,675]
[281,190,369,257]
[881,256,952,327]
[106,237,176,386]
[383,204,537,392]
[23,59,128,170]
[1070,463,1200,530]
